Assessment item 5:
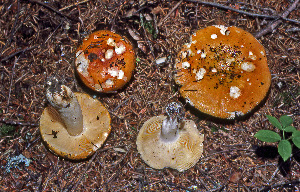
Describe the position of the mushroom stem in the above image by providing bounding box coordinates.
[160,102,184,142]
[161,116,179,142]
[46,79,83,136]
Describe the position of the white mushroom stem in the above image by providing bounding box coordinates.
[161,117,179,142]
[160,102,184,142]
[46,82,83,136]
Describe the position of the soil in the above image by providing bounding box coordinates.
[0,0,299,191]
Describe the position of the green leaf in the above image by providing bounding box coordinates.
[279,115,293,128]
[284,126,296,133]
[266,115,283,130]
[254,130,281,142]
[278,140,292,162]
[292,130,300,149]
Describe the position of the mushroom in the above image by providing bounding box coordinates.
[174,25,271,119]
[75,30,136,93]
[136,102,204,172]
[39,77,111,160]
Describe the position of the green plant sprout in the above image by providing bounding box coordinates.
[254,115,300,162]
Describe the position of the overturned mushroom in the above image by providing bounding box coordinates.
[174,25,271,119]
[136,102,204,172]
[75,30,136,93]
[39,78,111,160]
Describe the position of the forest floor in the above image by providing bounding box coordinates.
[0,0,299,191]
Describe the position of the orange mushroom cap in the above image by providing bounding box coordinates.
[174,26,271,119]
[75,30,136,93]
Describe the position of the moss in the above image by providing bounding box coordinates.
[0,124,16,137]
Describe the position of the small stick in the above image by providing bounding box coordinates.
[157,0,183,27]
[0,117,38,127]
[0,45,38,62]
[184,0,300,24]
[6,56,20,112]
[255,0,299,38]
[0,0,20,58]
[59,0,90,12]
[27,0,79,22]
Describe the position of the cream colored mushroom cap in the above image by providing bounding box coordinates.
[136,115,204,172]
[40,92,111,160]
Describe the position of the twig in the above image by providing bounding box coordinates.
[0,45,38,63]
[255,0,299,38]
[0,117,38,127]
[0,0,20,58]
[112,95,134,112]
[70,150,99,192]
[259,179,300,191]
[157,0,183,27]
[184,0,300,24]
[6,56,20,112]
[140,14,155,59]
[59,0,90,12]
[26,0,79,22]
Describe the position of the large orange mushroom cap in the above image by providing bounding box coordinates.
[75,30,136,93]
[174,26,271,119]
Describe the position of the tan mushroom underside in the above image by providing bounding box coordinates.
[174,26,271,119]
[40,93,111,160]
[137,115,204,172]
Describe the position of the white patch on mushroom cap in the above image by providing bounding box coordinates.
[105,79,114,88]
[94,84,103,91]
[117,70,124,79]
[211,34,217,39]
[197,50,206,58]
[260,51,265,55]
[192,40,197,44]
[195,68,206,81]
[115,44,126,55]
[182,61,190,69]
[75,50,89,78]
[248,51,257,60]
[108,68,119,77]
[241,62,256,72]
[225,57,235,64]
[211,68,217,73]
[229,86,241,99]
[107,38,116,46]
[214,25,228,35]
[105,49,114,60]
[186,43,192,48]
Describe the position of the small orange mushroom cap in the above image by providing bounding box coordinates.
[75,30,136,93]
[174,26,271,119]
